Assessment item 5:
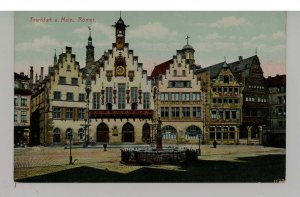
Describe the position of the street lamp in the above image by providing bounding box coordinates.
[69,133,73,165]
[198,131,201,156]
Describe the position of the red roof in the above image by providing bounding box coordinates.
[266,74,286,87]
[151,59,173,78]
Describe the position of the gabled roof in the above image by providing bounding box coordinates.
[266,74,286,87]
[151,59,173,78]
[197,55,259,79]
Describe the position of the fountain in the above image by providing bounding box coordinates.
[120,118,198,165]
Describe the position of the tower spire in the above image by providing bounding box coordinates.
[120,11,122,18]
[86,26,94,67]
[224,56,226,62]
[186,35,190,45]
[255,47,257,55]
[88,26,91,37]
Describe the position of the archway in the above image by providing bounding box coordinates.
[122,122,134,142]
[96,123,109,143]
[185,125,202,140]
[142,123,151,142]
[53,128,61,143]
[162,125,177,139]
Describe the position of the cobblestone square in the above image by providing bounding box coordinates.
[14,145,286,182]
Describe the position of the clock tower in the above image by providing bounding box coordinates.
[112,12,129,50]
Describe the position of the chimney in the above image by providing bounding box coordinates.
[239,56,243,61]
[30,66,33,84]
[20,72,24,76]
[40,67,44,81]
[35,72,38,83]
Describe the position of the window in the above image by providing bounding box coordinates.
[213,98,217,103]
[21,96,27,106]
[65,108,73,119]
[225,111,230,119]
[168,81,191,88]
[218,98,222,103]
[160,92,169,101]
[185,126,202,140]
[192,92,201,101]
[182,70,186,76]
[78,128,85,140]
[212,88,217,92]
[143,92,150,109]
[66,92,73,101]
[232,111,237,119]
[229,87,233,93]
[182,107,190,117]
[79,93,85,102]
[211,110,217,119]
[218,110,223,119]
[172,107,180,117]
[71,78,78,85]
[66,128,73,140]
[52,107,61,119]
[54,91,61,100]
[234,99,239,104]
[182,93,190,101]
[14,96,18,106]
[223,87,228,93]
[14,110,18,122]
[223,98,228,104]
[93,92,100,109]
[59,76,66,84]
[229,99,233,104]
[218,87,222,93]
[118,84,126,109]
[162,125,177,139]
[78,108,85,119]
[234,88,239,95]
[21,110,27,123]
[67,65,71,71]
[193,107,201,118]
[106,87,113,104]
[171,93,180,101]
[161,107,169,118]
[173,70,177,76]
[131,87,138,103]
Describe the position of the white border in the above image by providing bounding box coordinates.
[1,9,300,197]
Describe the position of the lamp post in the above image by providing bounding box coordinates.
[69,133,73,165]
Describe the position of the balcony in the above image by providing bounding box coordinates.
[89,110,154,119]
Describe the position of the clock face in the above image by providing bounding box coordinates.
[116,65,125,76]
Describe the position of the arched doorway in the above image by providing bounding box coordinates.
[96,123,109,143]
[53,128,61,143]
[142,123,151,142]
[122,122,134,142]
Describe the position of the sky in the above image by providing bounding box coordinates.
[15,11,286,78]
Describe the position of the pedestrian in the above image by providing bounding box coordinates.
[213,140,217,148]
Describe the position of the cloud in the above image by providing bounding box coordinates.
[272,31,285,40]
[211,16,249,28]
[16,35,60,51]
[128,22,177,40]
[242,42,285,53]
[251,34,267,41]
[73,22,114,39]
[206,32,225,40]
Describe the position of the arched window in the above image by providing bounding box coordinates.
[66,128,73,140]
[162,125,177,139]
[122,122,134,142]
[97,123,109,143]
[185,125,202,140]
[78,128,85,141]
[53,128,61,143]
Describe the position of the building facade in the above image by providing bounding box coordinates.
[266,74,286,147]
[197,62,243,144]
[228,56,268,145]
[14,72,32,146]
[151,40,204,144]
